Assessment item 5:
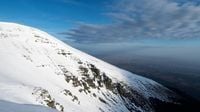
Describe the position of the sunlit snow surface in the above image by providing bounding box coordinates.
[0,22,177,112]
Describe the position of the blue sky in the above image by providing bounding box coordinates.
[0,0,111,38]
[65,0,200,43]
[1,0,200,43]
[0,0,200,49]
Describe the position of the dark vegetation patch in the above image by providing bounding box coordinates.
[63,89,80,104]
[57,49,71,56]
[0,32,8,38]
[99,97,107,104]
[57,62,184,111]
[34,35,50,44]
[22,54,33,62]
[32,87,64,112]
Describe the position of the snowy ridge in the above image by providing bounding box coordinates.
[0,22,179,112]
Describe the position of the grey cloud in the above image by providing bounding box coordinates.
[64,0,200,43]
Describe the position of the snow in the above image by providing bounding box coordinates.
[0,22,177,112]
[0,100,58,112]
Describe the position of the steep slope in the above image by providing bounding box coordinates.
[0,22,179,112]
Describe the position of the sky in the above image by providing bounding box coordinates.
[0,0,112,38]
[0,0,200,59]
[1,0,200,42]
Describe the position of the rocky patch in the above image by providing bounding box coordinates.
[32,87,64,112]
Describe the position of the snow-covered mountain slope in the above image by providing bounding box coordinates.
[0,22,179,112]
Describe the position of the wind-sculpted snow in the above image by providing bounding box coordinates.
[0,22,179,112]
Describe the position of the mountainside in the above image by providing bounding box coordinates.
[0,22,180,112]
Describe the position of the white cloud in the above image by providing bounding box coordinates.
[65,0,200,43]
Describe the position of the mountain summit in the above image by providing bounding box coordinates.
[0,22,179,112]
